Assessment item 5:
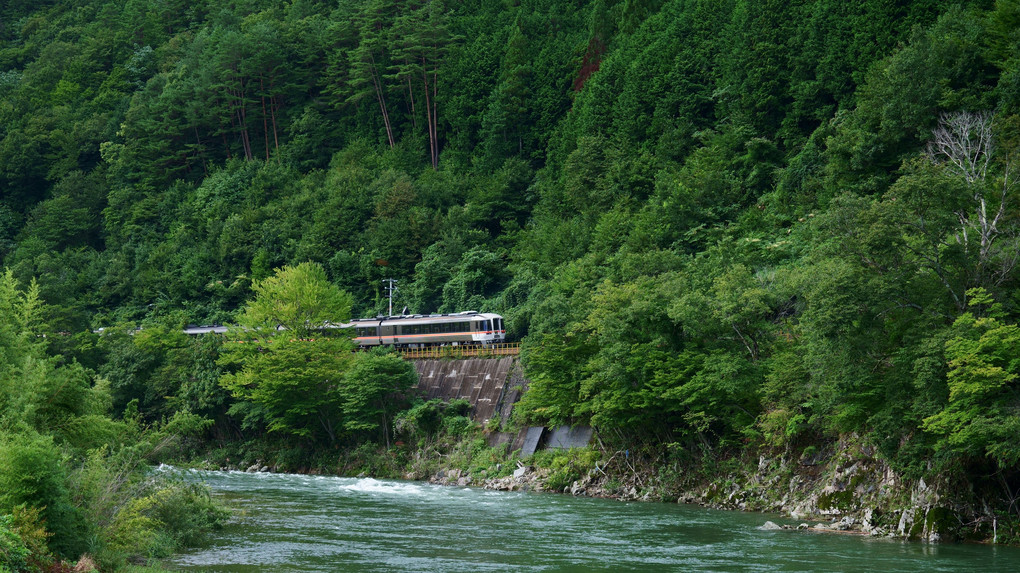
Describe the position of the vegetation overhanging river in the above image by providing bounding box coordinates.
[166,470,1020,572]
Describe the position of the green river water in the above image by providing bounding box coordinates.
[167,470,1020,572]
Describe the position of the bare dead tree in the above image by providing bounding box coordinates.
[927,111,994,185]
[926,111,1018,286]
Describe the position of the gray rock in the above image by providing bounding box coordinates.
[760,521,783,531]
[861,508,875,532]
[513,466,528,479]
[833,519,852,531]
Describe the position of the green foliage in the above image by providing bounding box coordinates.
[66,446,227,569]
[0,431,84,559]
[238,262,353,337]
[220,337,355,444]
[530,447,602,492]
[339,347,418,447]
[221,262,356,443]
[395,398,472,443]
[514,334,592,427]
[923,305,1020,466]
[0,514,29,573]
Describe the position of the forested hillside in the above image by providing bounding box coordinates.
[3,0,1020,562]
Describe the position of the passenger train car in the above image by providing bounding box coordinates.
[344,311,505,348]
[183,311,506,348]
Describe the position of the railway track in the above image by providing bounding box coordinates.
[396,342,520,359]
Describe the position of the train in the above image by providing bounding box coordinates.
[344,311,505,348]
[182,310,506,348]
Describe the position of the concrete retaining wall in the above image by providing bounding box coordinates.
[412,357,519,423]
[412,357,591,453]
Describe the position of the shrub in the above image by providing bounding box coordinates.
[0,514,29,573]
[442,416,475,437]
[395,399,476,443]
[0,432,87,559]
[531,448,602,492]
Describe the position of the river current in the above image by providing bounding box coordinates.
[167,470,1020,572]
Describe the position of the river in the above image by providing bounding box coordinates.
[167,470,1019,572]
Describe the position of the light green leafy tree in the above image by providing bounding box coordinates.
[220,263,355,443]
[923,289,1020,468]
[0,269,47,428]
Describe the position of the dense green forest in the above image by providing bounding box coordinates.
[3,0,1020,566]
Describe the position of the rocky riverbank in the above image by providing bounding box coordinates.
[199,434,1008,545]
[427,437,1003,544]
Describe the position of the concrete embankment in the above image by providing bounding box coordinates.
[411,357,594,453]
[411,357,528,427]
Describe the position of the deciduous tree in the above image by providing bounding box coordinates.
[220,263,355,443]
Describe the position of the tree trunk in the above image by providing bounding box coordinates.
[261,78,270,161]
[270,92,280,161]
[421,59,437,170]
[369,53,395,148]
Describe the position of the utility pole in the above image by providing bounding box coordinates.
[382,279,398,316]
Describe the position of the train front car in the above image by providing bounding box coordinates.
[471,312,505,345]
[342,311,505,348]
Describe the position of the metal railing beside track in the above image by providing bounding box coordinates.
[397,342,520,359]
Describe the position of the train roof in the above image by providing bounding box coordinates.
[182,324,229,335]
[344,311,502,327]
